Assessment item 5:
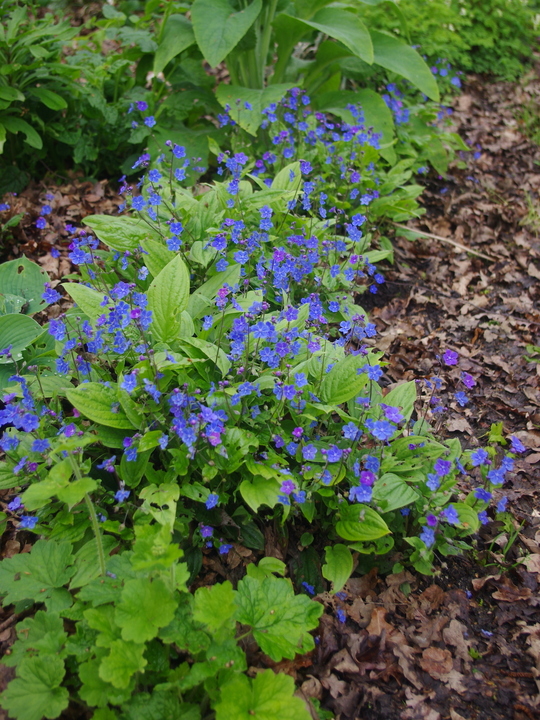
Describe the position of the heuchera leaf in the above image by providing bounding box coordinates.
[0,656,69,720]
[214,669,311,720]
[193,581,237,634]
[235,576,323,661]
[99,639,147,689]
[115,578,177,643]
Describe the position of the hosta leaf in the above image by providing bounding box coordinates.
[66,382,136,429]
[235,576,323,661]
[214,669,311,720]
[372,473,419,512]
[320,353,369,404]
[0,257,48,315]
[191,0,262,68]
[0,314,42,363]
[147,255,190,341]
[382,380,417,423]
[0,656,68,720]
[115,578,177,643]
[336,504,391,542]
[322,544,353,593]
[62,283,105,322]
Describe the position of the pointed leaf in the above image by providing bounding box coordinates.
[148,255,190,341]
[215,84,296,135]
[191,0,262,67]
[322,544,353,593]
[62,283,106,322]
[297,8,373,64]
[83,215,160,253]
[336,504,391,542]
[66,383,136,429]
[154,14,196,74]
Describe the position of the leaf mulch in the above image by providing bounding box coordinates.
[1,74,540,720]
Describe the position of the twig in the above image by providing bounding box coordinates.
[391,222,496,262]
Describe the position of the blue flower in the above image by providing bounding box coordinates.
[497,497,508,512]
[206,493,219,510]
[364,455,380,473]
[349,485,372,503]
[144,116,156,127]
[302,582,315,595]
[121,373,138,394]
[365,419,395,441]
[31,438,50,452]
[420,526,435,547]
[19,516,38,530]
[471,448,488,466]
[510,435,526,453]
[327,445,342,463]
[115,489,130,503]
[342,422,360,440]
[442,504,459,524]
[455,391,468,406]
[474,488,492,503]
[302,444,317,460]
[7,496,23,512]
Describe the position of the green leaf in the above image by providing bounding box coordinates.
[148,255,190,341]
[140,238,175,278]
[115,577,177,643]
[27,87,67,110]
[57,477,98,508]
[235,576,323,661]
[215,84,295,136]
[0,314,42,363]
[61,283,105,323]
[214,669,311,720]
[336,504,391,542]
[293,8,373,64]
[83,215,160,253]
[2,117,42,149]
[178,336,231,375]
[320,353,369,404]
[193,581,236,633]
[0,656,69,720]
[0,123,6,154]
[99,640,147,689]
[4,611,67,668]
[154,14,196,74]
[0,257,48,315]
[79,658,132,708]
[239,476,280,513]
[191,0,262,67]
[0,539,75,606]
[322,544,353,593]
[66,383,136,429]
[452,503,480,535]
[139,483,180,529]
[382,380,417,422]
[371,30,439,101]
[0,86,25,103]
[271,161,302,192]
[372,473,419,512]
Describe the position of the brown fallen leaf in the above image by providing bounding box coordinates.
[521,554,540,574]
[443,619,472,664]
[491,577,532,602]
[471,574,501,591]
[419,647,454,679]
[393,643,423,690]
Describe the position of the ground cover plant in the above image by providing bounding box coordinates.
[0,86,530,720]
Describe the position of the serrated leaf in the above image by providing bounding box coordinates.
[99,639,147,689]
[4,611,67,668]
[115,578,177,643]
[0,539,75,606]
[193,581,236,633]
[235,576,323,661]
[0,656,69,720]
[56,477,97,508]
[214,669,311,720]
[322,544,353,593]
[79,658,132,708]
[66,382,136,429]
[336,504,391,542]
[148,255,190,341]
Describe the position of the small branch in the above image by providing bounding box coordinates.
[391,222,495,262]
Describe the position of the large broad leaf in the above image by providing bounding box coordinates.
[191,0,262,68]
[83,215,160,253]
[66,383,137,429]
[0,656,69,720]
[154,14,196,74]
[215,83,295,136]
[177,336,231,375]
[322,544,353,593]
[62,283,106,322]
[140,238,175,278]
[99,640,147,690]
[382,380,417,422]
[27,87,67,110]
[371,30,439,101]
[0,257,48,315]
[290,8,374,64]
[239,476,280,513]
[0,86,25,103]
[0,314,42,363]
[193,581,237,633]
[2,116,42,149]
[215,669,311,720]
[372,473,419,512]
[235,576,323,661]
[336,504,391,542]
[147,255,190,341]
[320,353,369,405]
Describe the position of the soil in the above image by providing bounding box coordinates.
[0,72,540,720]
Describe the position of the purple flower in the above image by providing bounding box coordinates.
[206,493,219,510]
[474,488,492,503]
[115,489,130,503]
[302,444,317,460]
[442,349,459,366]
[442,505,459,525]
[471,448,488,466]
[461,372,476,389]
[434,459,451,477]
[19,516,38,530]
[381,404,404,423]
[280,480,296,495]
[497,497,508,512]
[359,470,376,486]
[7,496,23,512]
[510,435,526,453]
[426,514,438,527]
[200,525,213,538]
[478,510,489,525]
